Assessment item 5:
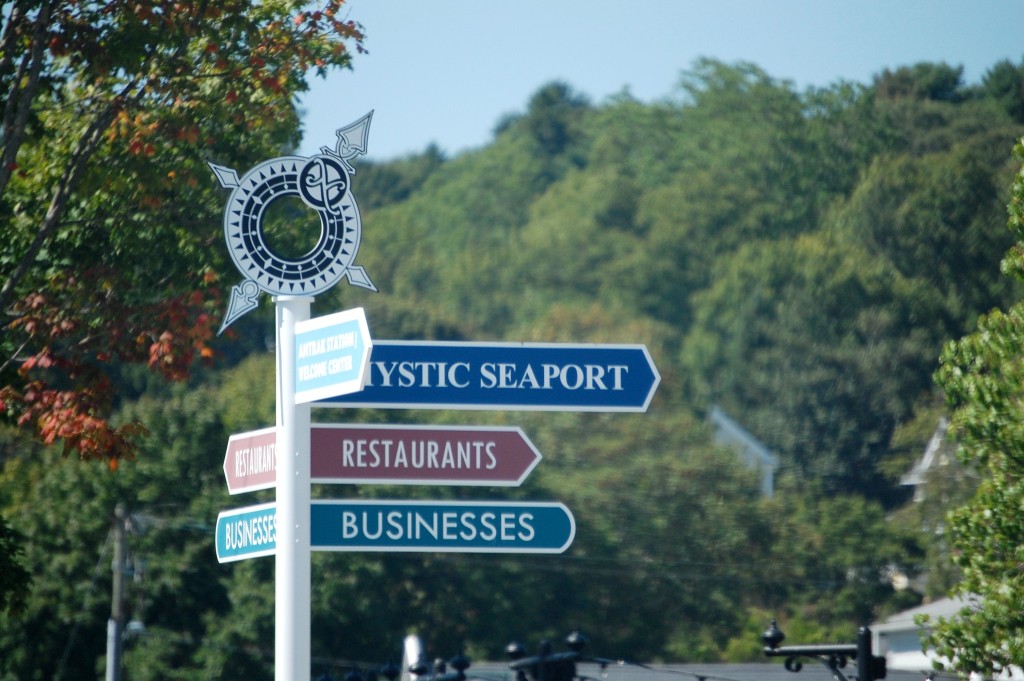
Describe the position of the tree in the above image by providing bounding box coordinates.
[0,0,365,464]
[0,515,30,617]
[355,145,446,211]
[631,61,868,330]
[681,233,941,497]
[0,373,246,680]
[523,81,590,157]
[982,59,1024,123]
[827,147,1018,327]
[873,63,966,102]
[759,488,923,629]
[926,139,1024,676]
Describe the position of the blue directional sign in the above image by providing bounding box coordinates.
[315,341,659,412]
[294,307,372,404]
[215,502,277,563]
[310,500,575,553]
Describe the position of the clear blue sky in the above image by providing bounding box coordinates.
[297,0,1024,161]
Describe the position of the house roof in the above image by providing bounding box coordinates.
[709,406,778,468]
[900,417,950,487]
[465,661,937,681]
[872,596,974,634]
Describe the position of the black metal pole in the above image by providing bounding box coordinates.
[762,620,884,681]
[857,627,871,681]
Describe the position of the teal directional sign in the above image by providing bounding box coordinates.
[215,502,277,563]
[316,341,659,412]
[310,500,575,553]
[294,307,372,404]
[215,500,575,560]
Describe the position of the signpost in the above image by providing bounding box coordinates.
[210,114,378,681]
[207,114,658,681]
[316,340,660,412]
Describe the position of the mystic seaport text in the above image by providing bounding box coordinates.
[367,361,628,391]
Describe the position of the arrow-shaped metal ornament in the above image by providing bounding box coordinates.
[207,113,376,333]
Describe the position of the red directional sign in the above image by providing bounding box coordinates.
[310,424,542,486]
[224,424,542,493]
[224,426,277,494]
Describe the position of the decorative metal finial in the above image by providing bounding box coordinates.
[762,619,785,649]
[208,112,378,333]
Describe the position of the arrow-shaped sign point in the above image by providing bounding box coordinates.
[223,426,277,495]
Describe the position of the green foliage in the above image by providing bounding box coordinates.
[762,489,922,625]
[1,0,366,463]
[829,147,1017,327]
[873,63,967,102]
[925,139,1024,674]
[0,514,30,616]
[0,1,366,628]
[982,59,1024,123]
[521,81,591,158]
[0,375,245,680]
[683,233,935,494]
[218,353,276,434]
[356,145,447,211]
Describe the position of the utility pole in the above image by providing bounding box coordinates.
[106,503,127,681]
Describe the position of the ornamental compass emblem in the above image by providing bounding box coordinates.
[208,111,377,334]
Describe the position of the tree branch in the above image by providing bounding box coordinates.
[0,95,126,315]
[0,2,219,315]
[0,0,54,198]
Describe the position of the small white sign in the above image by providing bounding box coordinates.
[293,307,372,404]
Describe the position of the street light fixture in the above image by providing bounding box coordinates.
[762,620,886,681]
[408,651,472,681]
[507,630,589,681]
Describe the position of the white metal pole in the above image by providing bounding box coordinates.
[275,296,313,681]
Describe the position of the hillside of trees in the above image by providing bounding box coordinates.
[4,57,1024,679]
